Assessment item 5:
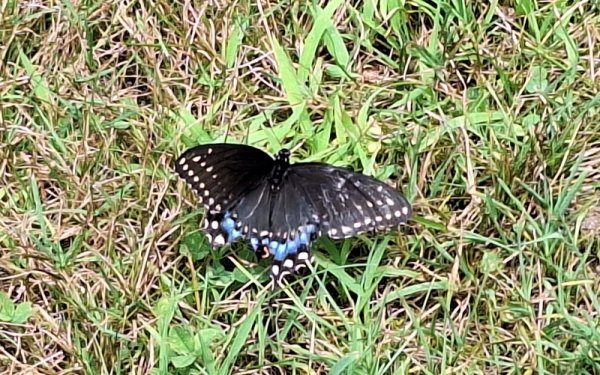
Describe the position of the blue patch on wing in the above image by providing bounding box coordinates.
[269,224,317,261]
[221,216,235,232]
[221,214,318,261]
[219,213,242,243]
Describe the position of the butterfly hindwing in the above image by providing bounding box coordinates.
[261,180,320,281]
[215,153,320,282]
[174,143,274,213]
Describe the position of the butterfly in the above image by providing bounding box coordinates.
[174,143,411,284]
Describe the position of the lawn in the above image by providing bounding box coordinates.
[1,0,599,374]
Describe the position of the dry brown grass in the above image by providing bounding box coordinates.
[1,0,600,374]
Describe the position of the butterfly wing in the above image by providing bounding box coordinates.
[174,143,274,212]
[261,162,411,281]
[174,143,275,247]
[287,163,411,239]
[250,176,320,280]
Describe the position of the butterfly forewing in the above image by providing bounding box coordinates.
[287,163,411,239]
[174,143,274,212]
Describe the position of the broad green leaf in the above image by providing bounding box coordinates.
[171,354,197,368]
[0,293,33,324]
[225,20,246,68]
[169,326,196,354]
[12,302,33,324]
[19,50,51,103]
[271,38,305,106]
[525,66,548,93]
[298,0,345,82]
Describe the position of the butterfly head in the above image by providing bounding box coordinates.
[276,148,290,163]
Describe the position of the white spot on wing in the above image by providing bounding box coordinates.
[377,185,383,192]
[297,252,309,261]
[386,198,394,206]
[260,230,269,237]
[385,213,392,220]
[193,176,200,182]
[366,201,374,208]
[364,217,372,225]
[271,265,280,275]
[178,158,186,165]
[182,164,189,171]
[283,259,294,268]
[203,190,209,197]
[207,148,213,154]
[188,170,194,176]
[200,162,206,167]
[192,156,202,162]
[353,222,361,228]
[211,221,219,230]
[213,234,225,246]
[402,206,409,215]
[375,216,383,222]
[341,225,353,235]
[208,198,214,205]
[329,228,338,236]
[199,182,205,189]
[206,166,214,173]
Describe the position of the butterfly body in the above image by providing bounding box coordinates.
[175,143,411,283]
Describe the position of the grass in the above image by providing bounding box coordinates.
[1,0,600,374]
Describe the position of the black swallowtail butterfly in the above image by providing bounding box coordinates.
[175,143,411,284]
